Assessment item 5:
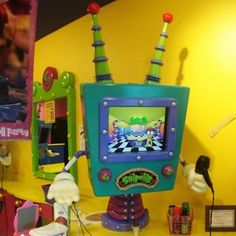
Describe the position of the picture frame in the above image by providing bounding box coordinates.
[31,67,78,182]
[205,205,236,232]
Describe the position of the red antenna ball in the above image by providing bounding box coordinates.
[162,13,173,23]
[87,2,100,14]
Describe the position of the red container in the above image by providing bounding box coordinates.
[167,209,193,235]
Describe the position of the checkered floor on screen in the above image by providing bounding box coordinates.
[108,136,163,153]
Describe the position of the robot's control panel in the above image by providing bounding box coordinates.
[97,165,175,192]
[98,168,112,182]
[161,165,174,177]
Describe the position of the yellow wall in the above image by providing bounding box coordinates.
[3,0,236,225]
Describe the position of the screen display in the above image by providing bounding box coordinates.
[17,206,37,232]
[108,107,167,154]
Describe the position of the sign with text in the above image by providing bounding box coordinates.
[0,0,37,139]
[44,100,55,124]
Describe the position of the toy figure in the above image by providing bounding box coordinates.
[29,3,210,235]
[145,127,154,147]
[0,143,11,166]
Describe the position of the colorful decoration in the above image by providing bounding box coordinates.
[0,0,38,140]
[42,67,58,91]
[145,13,173,84]
[87,2,113,83]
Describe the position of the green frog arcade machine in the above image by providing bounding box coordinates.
[81,2,189,231]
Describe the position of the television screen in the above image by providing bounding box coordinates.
[108,107,167,154]
[99,97,177,163]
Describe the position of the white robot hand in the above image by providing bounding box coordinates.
[47,172,79,206]
[29,222,68,236]
[182,164,209,193]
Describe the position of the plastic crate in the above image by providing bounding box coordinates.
[167,209,193,235]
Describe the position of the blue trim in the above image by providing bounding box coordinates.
[145,75,160,83]
[92,41,105,47]
[155,46,165,51]
[99,97,177,163]
[96,74,112,81]
[151,59,163,65]
[93,56,108,62]
[92,25,101,31]
[160,32,168,38]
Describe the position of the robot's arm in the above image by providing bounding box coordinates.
[47,150,87,205]
[29,151,86,236]
[47,172,79,206]
[180,155,213,193]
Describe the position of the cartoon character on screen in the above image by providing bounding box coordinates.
[29,3,210,236]
[145,127,154,147]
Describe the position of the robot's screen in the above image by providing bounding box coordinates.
[108,107,167,153]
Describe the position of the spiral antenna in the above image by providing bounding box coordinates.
[87,2,113,83]
[145,13,173,84]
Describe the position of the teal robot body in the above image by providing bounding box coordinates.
[81,83,189,196]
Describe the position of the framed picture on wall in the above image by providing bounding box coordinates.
[0,0,37,139]
[205,205,236,232]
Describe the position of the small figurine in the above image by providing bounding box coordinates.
[0,143,11,166]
